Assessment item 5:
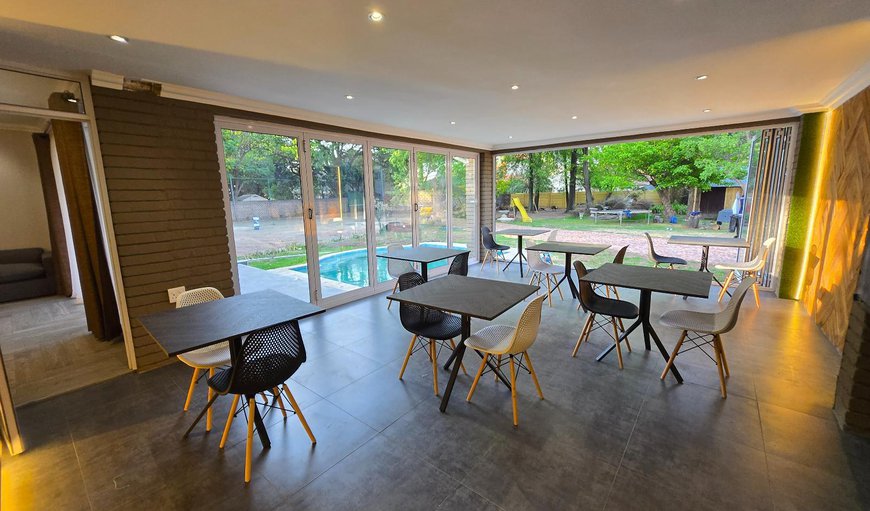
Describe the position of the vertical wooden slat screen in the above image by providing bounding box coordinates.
[744,126,794,289]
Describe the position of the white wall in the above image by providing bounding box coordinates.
[0,129,50,251]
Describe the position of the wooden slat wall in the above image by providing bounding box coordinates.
[801,85,870,350]
[92,88,234,370]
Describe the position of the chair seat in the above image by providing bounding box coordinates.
[530,264,562,275]
[177,342,231,368]
[388,261,416,277]
[654,255,687,265]
[406,312,462,340]
[659,309,722,334]
[490,243,509,251]
[464,324,516,355]
[588,296,639,319]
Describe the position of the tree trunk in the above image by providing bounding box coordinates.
[565,149,578,212]
[582,147,593,211]
[656,188,677,217]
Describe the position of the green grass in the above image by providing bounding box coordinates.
[500,212,711,233]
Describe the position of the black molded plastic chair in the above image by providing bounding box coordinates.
[397,272,464,395]
[480,226,509,272]
[189,321,316,483]
[572,261,639,369]
[582,245,629,301]
[448,252,469,276]
[644,232,687,268]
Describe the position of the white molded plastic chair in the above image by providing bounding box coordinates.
[541,229,559,264]
[386,243,415,310]
[526,240,564,307]
[658,278,755,398]
[465,295,546,427]
[714,237,775,308]
[176,287,230,431]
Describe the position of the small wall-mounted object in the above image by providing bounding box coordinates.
[167,286,186,304]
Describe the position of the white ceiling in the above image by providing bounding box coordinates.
[0,1,869,149]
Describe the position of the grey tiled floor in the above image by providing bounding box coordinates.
[4,263,870,510]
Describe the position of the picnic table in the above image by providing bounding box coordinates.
[587,209,651,226]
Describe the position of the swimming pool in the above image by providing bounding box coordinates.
[290,243,466,288]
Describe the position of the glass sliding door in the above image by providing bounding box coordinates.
[416,151,448,246]
[307,137,368,299]
[220,129,312,299]
[372,146,413,283]
[450,154,478,258]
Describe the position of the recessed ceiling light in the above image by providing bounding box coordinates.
[571,115,578,120]
[511,85,519,90]
[703,108,712,113]
[108,34,129,43]
[696,75,708,80]
[368,11,384,22]
[345,95,354,100]
[508,135,513,139]
[450,121,456,125]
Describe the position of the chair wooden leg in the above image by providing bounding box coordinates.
[553,276,564,300]
[752,281,761,308]
[718,271,734,302]
[716,334,730,377]
[206,368,215,431]
[282,384,316,444]
[713,336,728,398]
[605,286,611,298]
[387,280,399,309]
[612,317,631,353]
[509,356,519,427]
[573,315,592,357]
[467,354,488,402]
[545,274,553,307]
[273,387,287,418]
[245,397,255,483]
[612,286,621,300]
[660,331,687,380]
[220,394,240,449]
[525,352,544,399]
[184,368,200,411]
[611,318,624,369]
[430,340,439,396]
[449,339,467,375]
[398,335,417,380]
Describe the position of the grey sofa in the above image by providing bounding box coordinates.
[0,248,56,303]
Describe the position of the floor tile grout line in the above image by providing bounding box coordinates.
[602,380,650,510]
[754,377,777,508]
[66,417,95,511]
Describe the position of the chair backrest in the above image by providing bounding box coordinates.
[481,226,499,250]
[713,277,755,334]
[448,252,469,276]
[226,321,306,395]
[546,229,559,242]
[397,271,428,331]
[387,243,414,277]
[613,245,629,265]
[506,295,546,354]
[572,260,600,311]
[176,287,224,309]
[745,237,776,272]
[525,240,549,271]
[644,232,660,260]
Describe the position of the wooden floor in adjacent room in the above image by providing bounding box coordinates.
[0,295,129,405]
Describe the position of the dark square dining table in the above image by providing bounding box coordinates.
[139,289,324,447]
[386,275,538,412]
[494,227,551,278]
[580,263,712,382]
[668,235,750,295]
[376,246,470,281]
[525,241,610,298]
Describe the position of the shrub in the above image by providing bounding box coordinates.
[673,203,688,215]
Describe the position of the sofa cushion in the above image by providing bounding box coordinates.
[0,263,46,284]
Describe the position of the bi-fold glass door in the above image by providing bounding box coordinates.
[219,121,478,306]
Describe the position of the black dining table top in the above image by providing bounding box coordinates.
[386,275,539,320]
[581,263,712,298]
[668,235,750,248]
[376,246,470,264]
[495,228,551,236]
[139,289,325,357]
[525,241,610,256]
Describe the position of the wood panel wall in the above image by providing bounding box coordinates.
[801,86,870,350]
[92,88,234,370]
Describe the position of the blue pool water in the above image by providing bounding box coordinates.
[290,243,464,288]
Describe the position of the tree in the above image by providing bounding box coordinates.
[581,147,594,211]
[221,130,301,201]
[589,133,752,216]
